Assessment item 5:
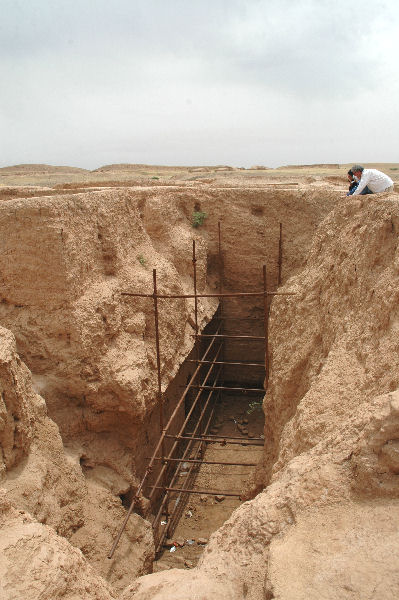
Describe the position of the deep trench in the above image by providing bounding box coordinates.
[134,293,267,569]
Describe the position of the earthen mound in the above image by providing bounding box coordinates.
[125,192,399,599]
[0,163,89,175]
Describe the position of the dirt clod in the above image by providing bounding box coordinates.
[197,538,208,545]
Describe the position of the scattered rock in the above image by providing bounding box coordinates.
[153,561,172,572]
[174,538,185,547]
[184,559,194,569]
[380,440,399,473]
[164,539,175,548]
[197,537,208,545]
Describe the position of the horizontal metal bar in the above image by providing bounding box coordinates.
[149,486,243,498]
[186,359,265,367]
[185,432,264,441]
[148,348,223,503]
[164,434,264,446]
[107,330,221,559]
[192,334,265,340]
[121,291,295,299]
[150,457,257,467]
[212,317,264,322]
[189,385,265,393]
[152,370,220,547]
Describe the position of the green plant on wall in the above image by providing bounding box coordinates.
[137,254,147,267]
[192,210,208,228]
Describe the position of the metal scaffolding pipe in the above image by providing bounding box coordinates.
[107,329,222,559]
[109,224,276,560]
[151,372,222,546]
[192,333,265,340]
[121,290,294,299]
[185,432,264,441]
[150,486,243,498]
[189,385,265,393]
[263,264,270,387]
[278,222,283,286]
[164,434,264,446]
[147,346,223,502]
[151,457,258,467]
[187,359,265,367]
[153,269,165,459]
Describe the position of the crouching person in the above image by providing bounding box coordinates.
[351,165,394,196]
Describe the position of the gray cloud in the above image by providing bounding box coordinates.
[1,0,398,168]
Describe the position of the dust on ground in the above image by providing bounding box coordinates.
[1,161,399,190]
[154,393,264,571]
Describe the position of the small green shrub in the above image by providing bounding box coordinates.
[247,400,262,415]
[151,176,160,179]
[192,210,208,228]
[137,254,146,267]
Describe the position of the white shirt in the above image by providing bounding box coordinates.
[353,168,394,195]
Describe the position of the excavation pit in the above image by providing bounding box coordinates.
[110,235,273,564]
[154,391,265,571]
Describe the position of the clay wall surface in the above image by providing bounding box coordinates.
[123,192,399,600]
[0,326,152,596]
[0,187,216,593]
[0,185,336,464]
[0,182,337,598]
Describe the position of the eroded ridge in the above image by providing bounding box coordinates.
[4,176,386,599]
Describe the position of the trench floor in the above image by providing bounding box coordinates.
[153,393,264,572]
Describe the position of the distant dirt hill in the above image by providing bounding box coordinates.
[278,163,340,170]
[92,164,235,173]
[0,164,89,175]
[92,164,176,172]
[92,164,191,173]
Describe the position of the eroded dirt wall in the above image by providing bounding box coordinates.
[0,188,215,592]
[123,192,399,600]
[178,186,337,383]
[0,183,337,598]
[0,185,336,470]
[263,193,399,485]
[0,325,149,597]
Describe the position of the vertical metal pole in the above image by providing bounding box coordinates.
[263,265,269,388]
[153,269,165,460]
[278,223,283,286]
[192,240,199,358]
[153,269,168,522]
[218,221,224,387]
[218,221,223,303]
[192,240,202,440]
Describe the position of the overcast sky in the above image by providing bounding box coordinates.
[1,0,398,169]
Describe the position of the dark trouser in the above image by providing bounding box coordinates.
[360,186,372,195]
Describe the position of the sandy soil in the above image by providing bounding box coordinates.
[154,394,264,571]
[1,161,399,189]
[2,162,399,599]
